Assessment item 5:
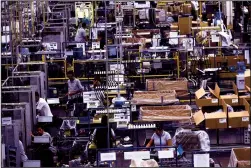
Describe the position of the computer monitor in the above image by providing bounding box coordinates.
[23,160,41,167]
[107,46,117,58]
[73,47,84,60]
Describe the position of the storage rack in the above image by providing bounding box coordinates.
[1,1,251,167]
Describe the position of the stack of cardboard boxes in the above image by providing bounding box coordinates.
[193,83,250,129]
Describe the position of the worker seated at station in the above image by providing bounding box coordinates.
[35,92,53,117]
[92,115,116,149]
[31,125,56,167]
[146,123,172,149]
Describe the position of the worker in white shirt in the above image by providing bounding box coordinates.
[18,140,28,164]
[75,23,87,42]
[35,92,53,117]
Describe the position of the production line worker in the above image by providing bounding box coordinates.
[65,70,85,105]
[35,92,53,117]
[146,123,172,149]
[75,23,87,43]
[92,115,116,149]
[31,125,55,167]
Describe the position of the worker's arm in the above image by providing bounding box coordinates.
[36,103,45,116]
[111,129,116,141]
[146,139,154,148]
[92,129,97,141]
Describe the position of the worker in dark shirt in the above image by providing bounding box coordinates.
[92,115,116,149]
[98,31,106,49]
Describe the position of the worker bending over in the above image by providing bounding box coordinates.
[35,92,53,117]
[75,23,87,42]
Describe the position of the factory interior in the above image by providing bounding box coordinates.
[1,0,251,167]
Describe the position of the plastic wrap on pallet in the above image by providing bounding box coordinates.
[146,78,188,92]
[132,90,179,105]
[60,120,77,136]
[172,128,210,151]
[60,120,77,130]
[139,105,192,121]
[130,159,159,167]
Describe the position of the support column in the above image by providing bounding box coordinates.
[225,1,233,26]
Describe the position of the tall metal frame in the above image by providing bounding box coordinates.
[2,103,32,148]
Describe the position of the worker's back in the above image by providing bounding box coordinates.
[75,28,86,42]
[95,128,113,149]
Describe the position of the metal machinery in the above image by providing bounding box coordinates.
[1,103,32,149]
[75,2,93,26]
[12,62,48,98]
[1,124,21,167]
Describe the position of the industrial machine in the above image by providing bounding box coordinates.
[1,103,32,148]
[2,124,21,167]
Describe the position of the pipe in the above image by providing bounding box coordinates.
[104,0,110,149]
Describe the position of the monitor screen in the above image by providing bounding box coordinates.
[107,46,117,57]
[73,47,83,60]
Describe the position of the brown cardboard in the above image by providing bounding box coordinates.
[209,56,246,68]
[231,82,250,104]
[182,4,192,15]
[220,94,239,105]
[246,85,250,92]
[193,110,227,129]
[208,83,220,98]
[193,110,204,125]
[245,69,250,87]
[200,22,209,27]
[178,17,192,35]
[214,83,240,105]
[222,99,250,128]
[228,148,250,167]
[195,87,219,107]
[238,85,251,104]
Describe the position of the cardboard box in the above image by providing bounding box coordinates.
[182,4,192,15]
[178,17,192,35]
[195,83,241,107]
[193,110,227,129]
[219,82,239,105]
[222,99,250,128]
[208,83,239,106]
[195,86,220,107]
[237,85,250,104]
[246,85,250,92]
[209,55,246,68]
[228,148,250,167]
